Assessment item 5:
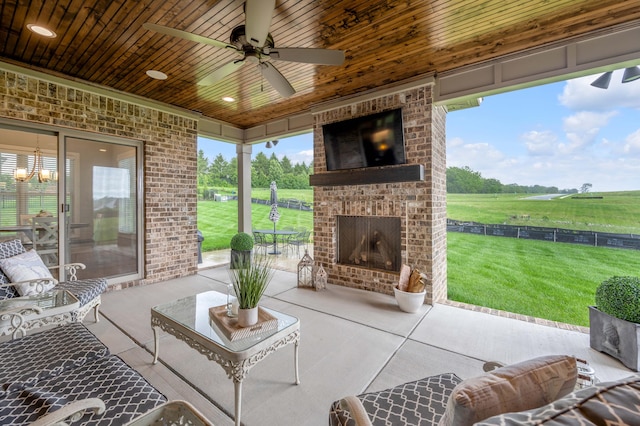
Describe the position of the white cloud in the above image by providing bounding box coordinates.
[623,129,640,156]
[446,140,506,171]
[560,111,617,153]
[446,136,639,192]
[559,71,640,111]
[520,130,557,156]
[286,149,314,165]
[448,136,464,148]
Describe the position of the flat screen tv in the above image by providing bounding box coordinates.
[323,108,406,171]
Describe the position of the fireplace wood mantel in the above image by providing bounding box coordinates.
[309,164,424,187]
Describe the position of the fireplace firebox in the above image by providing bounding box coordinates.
[337,216,401,272]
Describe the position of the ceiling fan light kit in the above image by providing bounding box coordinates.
[144,0,344,99]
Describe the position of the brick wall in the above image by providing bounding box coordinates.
[0,69,199,287]
[313,85,447,304]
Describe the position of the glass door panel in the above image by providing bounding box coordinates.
[0,127,58,269]
[65,137,139,280]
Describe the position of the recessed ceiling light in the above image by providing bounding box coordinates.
[99,149,107,152]
[146,70,168,80]
[222,96,235,102]
[27,24,57,38]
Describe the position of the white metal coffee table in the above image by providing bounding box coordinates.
[151,291,300,426]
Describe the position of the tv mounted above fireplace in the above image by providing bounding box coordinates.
[322,108,406,171]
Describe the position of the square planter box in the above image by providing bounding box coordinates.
[589,306,639,372]
[230,249,251,269]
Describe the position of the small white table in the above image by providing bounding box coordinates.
[151,291,300,426]
[0,289,80,339]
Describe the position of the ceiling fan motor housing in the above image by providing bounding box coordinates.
[230,25,274,51]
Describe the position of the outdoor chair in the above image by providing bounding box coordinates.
[0,239,107,339]
[287,228,311,257]
[252,231,271,256]
[31,216,59,266]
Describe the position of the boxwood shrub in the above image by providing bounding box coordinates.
[595,276,640,324]
[230,232,254,251]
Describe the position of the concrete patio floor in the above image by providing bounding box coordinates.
[82,254,636,426]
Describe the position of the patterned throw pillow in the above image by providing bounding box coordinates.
[0,239,26,299]
[439,355,577,426]
[0,249,57,296]
[476,375,640,425]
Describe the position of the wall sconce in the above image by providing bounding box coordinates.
[622,66,640,83]
[14,146,53,183]
[590,71,612,89]
[591,67,640,89]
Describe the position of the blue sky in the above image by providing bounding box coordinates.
[199,69,640,192]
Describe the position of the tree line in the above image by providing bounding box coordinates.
[447,166,579,194]
[198,154,579,196]
[197,150,312,196]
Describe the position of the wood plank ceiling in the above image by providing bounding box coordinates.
[1,0,640,129]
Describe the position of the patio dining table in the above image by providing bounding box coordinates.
[253,229,297,255]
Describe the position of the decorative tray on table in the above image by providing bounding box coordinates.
[209,305,278,341]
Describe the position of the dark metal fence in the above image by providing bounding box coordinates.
[447,219,640,250]
[251,198,313,211]
[203,193,313,211]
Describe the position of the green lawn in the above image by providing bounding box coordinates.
[448,232,639,326]
[448,191,640,234]
[198,189,313,251]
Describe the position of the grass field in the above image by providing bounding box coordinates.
[448,191,640,234]
[447,232,639,326]
[198,189,313,251]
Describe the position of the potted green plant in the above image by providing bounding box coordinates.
[229,256,274,327]
[230,232,254,269]
[589,276,640,371]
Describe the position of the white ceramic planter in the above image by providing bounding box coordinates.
[394,287,426,313]
[237,307,259,327]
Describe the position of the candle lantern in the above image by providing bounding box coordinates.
[314,264,327,291]
[297,249,314,288]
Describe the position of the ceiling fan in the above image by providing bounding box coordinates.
[143,0,345,98]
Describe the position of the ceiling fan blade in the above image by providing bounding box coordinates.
[244,0,275,48]
[143,23,236,50]
[258,62,295,98]
[198,60,246,86]
[269,48,345,65]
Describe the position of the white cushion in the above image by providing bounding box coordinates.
[0,250,57,296]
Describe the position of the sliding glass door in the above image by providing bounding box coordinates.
[0,121,142,283]
[64,137,141,281]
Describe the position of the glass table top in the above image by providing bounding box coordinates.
[0,289,79,310]
[152,291,299,352]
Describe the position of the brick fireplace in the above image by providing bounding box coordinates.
[311,82,447,304]
[337,215,401,272]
